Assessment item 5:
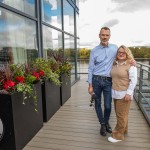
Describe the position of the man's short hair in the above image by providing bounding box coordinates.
[101,27,110,31]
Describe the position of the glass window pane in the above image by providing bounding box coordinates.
[76,12,79,37]
[42,25,63,58]
[0,7,38,67]
[77,38,80,78]
[76,0,79,8]
[0,0,35,17]
[63,0,74,34]
[41,0,62,29]
[64,34,75,83]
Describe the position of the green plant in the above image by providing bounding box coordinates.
[32,58,61,85]
[48,50,72,77]
[59,61,72,76]
[0,63,43,111]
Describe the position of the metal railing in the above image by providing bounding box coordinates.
[78,59,89,74]
[134,62,150,126]
[78,59,150,126]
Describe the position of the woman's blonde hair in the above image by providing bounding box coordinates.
[113,45,134,65]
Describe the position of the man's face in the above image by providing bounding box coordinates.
[99,29,110,46]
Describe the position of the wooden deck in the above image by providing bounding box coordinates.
[24,75,150,150]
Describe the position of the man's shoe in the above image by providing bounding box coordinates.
[108,137,122,143]
[100,124,107,136]
[106,123,112,133]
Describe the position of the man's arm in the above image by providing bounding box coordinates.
[88,50,94,95]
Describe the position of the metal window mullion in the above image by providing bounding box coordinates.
[61,0,65,54]
[36,0,43,57]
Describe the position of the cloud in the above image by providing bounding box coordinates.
[79,0,88,3]
[102,19,119,27]
[79,23,91,29]
[111,0,150,12]
[132,40,150,47]
[132,40,143,44]
[79,0,150,48]
[144,43,150,46]
[80,41,99,49]
[80,41,98,49]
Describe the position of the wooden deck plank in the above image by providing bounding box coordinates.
[23,75,150,150]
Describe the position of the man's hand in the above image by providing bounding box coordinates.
[130,59,136,66]
[88,84,93,95]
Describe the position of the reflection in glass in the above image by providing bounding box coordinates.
[63,0,74,34]
[0,7,38,66]
[0,0,35,17]
[77,38,80,79]
[64,34,75,83]
[76,13,79,37]
[42,25,62,58]
[41,0,62,29]
[76,0,79,8]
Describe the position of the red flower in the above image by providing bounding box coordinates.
[3,80,15,90]
[33,72,40,80]
[38,70,44,77]
[3,84,9,90]
[16,76,25,83]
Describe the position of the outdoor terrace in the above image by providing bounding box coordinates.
[23,74,150,150]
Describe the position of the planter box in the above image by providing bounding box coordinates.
[0,82,43,150]
[42,80,61,122]
[60,74,71,106]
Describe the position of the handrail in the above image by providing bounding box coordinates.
[134,62,150,126]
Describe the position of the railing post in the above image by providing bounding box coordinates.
[138,64,143,104]
[148,60,150,80]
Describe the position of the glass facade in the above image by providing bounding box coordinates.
[76,0,79,8]
[0,0,80,84]
[64,34,75,82]
[0,0,36,17]
[63,0,74,34]
[41,0,62,29]
[77,38,80,79]
[43,25,63,58]
[0,7,38,68]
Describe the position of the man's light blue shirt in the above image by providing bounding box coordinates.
[88,43,118,84]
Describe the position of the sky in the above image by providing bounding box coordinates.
[79,0,150,49]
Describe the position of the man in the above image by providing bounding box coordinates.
[88,27,118,136]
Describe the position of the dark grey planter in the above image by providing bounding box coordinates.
[42,80,61,122]
[60,74,71,106]
[0,82,43,150]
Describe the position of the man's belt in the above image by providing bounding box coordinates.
[93,75,112,81]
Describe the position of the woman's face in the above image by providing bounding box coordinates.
[117,47,127,61]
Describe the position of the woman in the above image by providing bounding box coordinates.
[108,45,137,143]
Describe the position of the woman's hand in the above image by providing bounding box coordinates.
[124,94,131,101]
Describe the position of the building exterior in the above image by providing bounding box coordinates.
[0,0,80,84]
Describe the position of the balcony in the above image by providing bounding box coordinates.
[23,73,150,150]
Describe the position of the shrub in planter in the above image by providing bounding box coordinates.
[0,63,44,109]
[49,50,72,105]
[60,71,71,105]
[0,64,43,150]
[33,58,61,122]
